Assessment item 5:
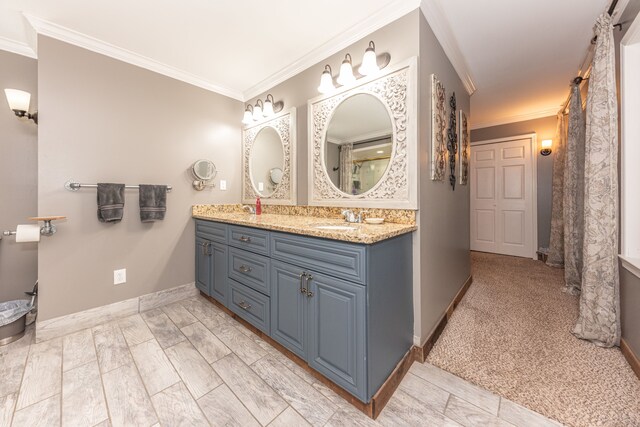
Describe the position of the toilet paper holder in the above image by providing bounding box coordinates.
[1,216,66,239]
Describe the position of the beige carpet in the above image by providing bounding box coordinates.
[427,252,640,427]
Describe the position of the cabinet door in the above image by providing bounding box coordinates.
[210,242,228,305]
[195,237,212,295]
[270,260,307,358]
[307,271,366,400]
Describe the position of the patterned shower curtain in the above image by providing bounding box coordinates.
[546,113,567,267]
[563,84,586,295]
[339,143,353,194]
[572,13,620,347]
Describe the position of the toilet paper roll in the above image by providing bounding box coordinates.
[15,224,41,243]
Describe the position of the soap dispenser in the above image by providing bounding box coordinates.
[256,196,262,215]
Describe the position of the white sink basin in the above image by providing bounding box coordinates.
[313,225,358,231]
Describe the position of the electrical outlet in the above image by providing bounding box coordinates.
[114,268,126,285]
[258,182,264,191]
[220,180,227,190]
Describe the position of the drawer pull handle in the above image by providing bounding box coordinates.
[239,236,252,243]
[305,274,314,298]
[237,301,252,310]
[201,241,212,256]
[299,272,307,294]
[239,265,252,273]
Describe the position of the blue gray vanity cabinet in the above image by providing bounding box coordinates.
[269,231,412,403]
[195,222,228,304]
[194,218,413,404]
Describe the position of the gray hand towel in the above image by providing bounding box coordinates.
[139,184,167,222]
[97,183,125,223]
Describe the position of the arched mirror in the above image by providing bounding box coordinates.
[242,108,297,205]
[250,127,284,197]
[324,94,393,195]
[308,58,417,208]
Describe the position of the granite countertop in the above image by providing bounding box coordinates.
[192,212,416,244]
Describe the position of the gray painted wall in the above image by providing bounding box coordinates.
[37,36,243,321]
[471,115,556,249]
[0,50,38,302]
[417,12,471,342]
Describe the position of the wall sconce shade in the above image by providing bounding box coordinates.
[337,54,356,86]
[242,105,254,124]
[318,65,335,94]
[263,94,275,117]
[540,139,552,156]
[4,88,38,124]
[358,41,380,76]
[253,99,263,121]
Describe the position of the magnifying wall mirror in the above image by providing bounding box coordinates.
[250,127,284,197]
[308,57,417,208]
[324,94,392,195]
[191,159,217,190]
[242,108,297,205]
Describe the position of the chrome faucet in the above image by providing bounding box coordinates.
[242,205,256,214]
[342,210,362,223]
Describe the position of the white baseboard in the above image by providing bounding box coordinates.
[36,282,197,342]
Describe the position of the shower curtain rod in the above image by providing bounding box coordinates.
[561,0,621,114]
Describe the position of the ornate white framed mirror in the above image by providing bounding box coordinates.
[307,57,417,208]
[242,108,297,205]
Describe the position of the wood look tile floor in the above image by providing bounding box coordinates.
[0,295,562,427]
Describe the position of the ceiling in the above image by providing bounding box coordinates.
[0,0,618,127]
[433,0,611,128]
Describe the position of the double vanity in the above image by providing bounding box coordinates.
[193,207,415,404]
[192,57,419,410]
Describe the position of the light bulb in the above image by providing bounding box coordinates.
[317,65,335,94]
[242,108,253,124]
[337,54,355,86]
[358,41,379,76]
[4,89,30,112]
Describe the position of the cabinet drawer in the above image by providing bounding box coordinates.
[195,220,227,244]
[229,225,270,256]
[228,247,270,295]
[228,279,270,334]
[271,232,366,284]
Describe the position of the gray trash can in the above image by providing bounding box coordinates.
[0,300,32,346]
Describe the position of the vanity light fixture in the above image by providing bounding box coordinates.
[242,105,254,124]
[253,99,264,121]
[241,94,285,125]
[4,89,38,124]
[337,54,356,86]
[317,41,391,93]
[540,139,553,156]
[317,65,336,94]
[358,41,380,76]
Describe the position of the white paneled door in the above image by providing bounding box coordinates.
[470,137,535,258]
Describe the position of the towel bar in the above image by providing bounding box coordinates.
[64,181,172,192]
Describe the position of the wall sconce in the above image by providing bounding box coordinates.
[540,139,552,156]
[241,94,284,125]
[337,54,356,86]
[317,40,391,94]
[4,89,38,124]
[317,65,335,94]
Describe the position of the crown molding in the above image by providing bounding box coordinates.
[419,0,476,96]
[0,35,37,59]
[242,0,421,100]
[23,14,244,101]
[470,107,560,130]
